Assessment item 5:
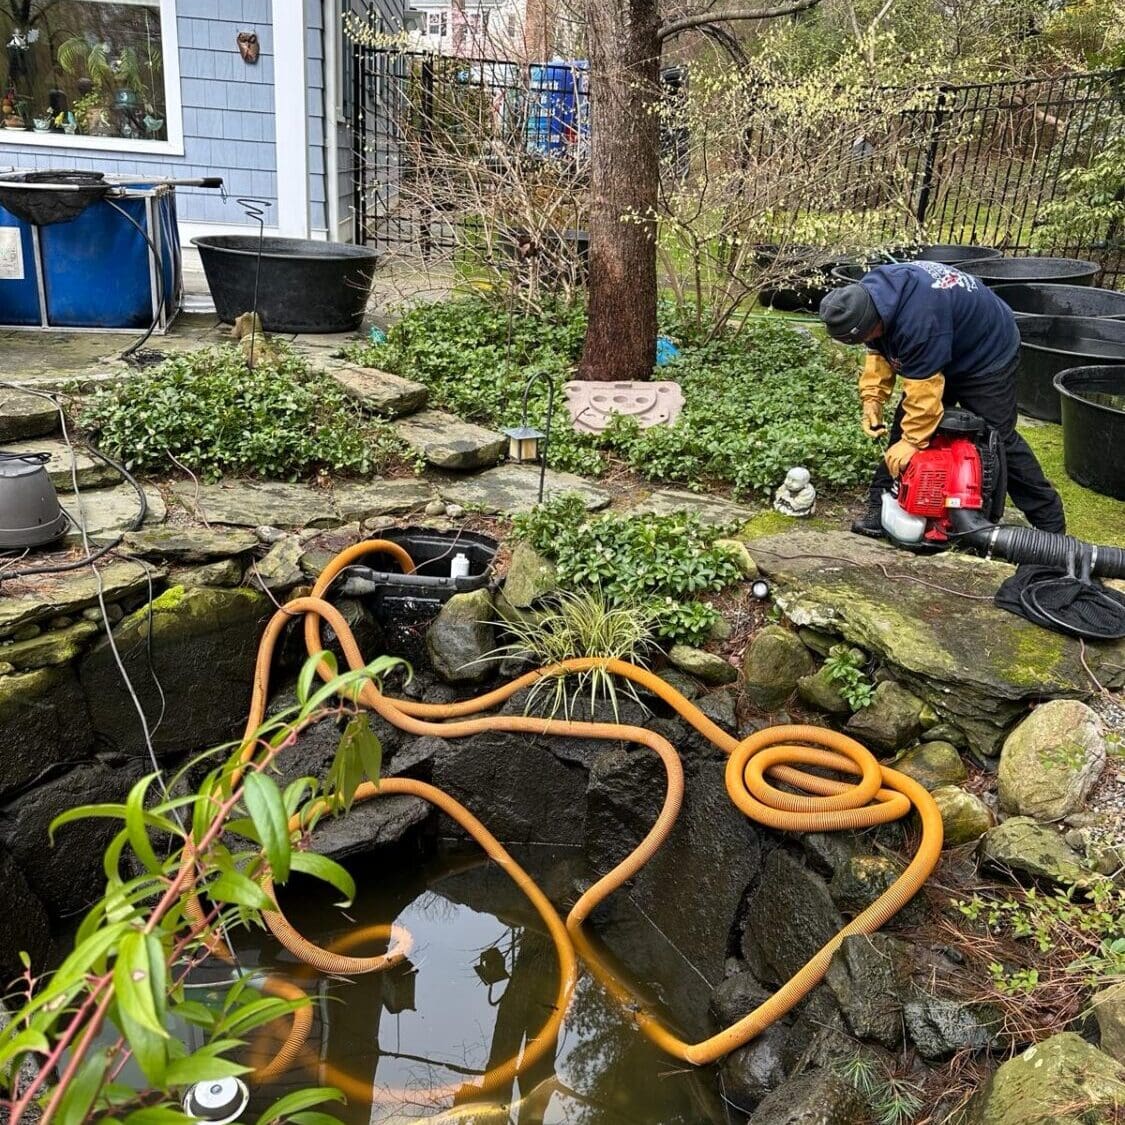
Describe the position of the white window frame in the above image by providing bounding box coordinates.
[0,0,184,156]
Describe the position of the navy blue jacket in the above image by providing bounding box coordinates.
[860,262,1019,385]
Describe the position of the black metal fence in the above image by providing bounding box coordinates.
[346,24,1125,287]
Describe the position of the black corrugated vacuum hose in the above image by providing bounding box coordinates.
[949,509,1125,579]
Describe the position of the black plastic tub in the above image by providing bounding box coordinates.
[759,258,855,312]
[992,283,1125,321]
[911,243,1002,265]
[192,235,380,333]
[1016,315,1125,422]
[1053,366,1125,499]
[343,527,499,665]
[964,256,1100,288]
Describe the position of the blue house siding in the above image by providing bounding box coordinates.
[0,0,278,230]
[306,0,328,234]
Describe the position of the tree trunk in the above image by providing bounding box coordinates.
[576,0,661,382]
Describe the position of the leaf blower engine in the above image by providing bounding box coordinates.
[880,409,1125,638]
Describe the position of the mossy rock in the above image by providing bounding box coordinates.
[501,542,558,610]
[0,621,99,671]
[931,785,994,846]
[978,816,1096,886]
[742,625,815,710]
[891,741,968,790]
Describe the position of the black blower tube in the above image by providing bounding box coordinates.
[949,509,1125,579]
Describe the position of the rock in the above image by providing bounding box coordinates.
[0,621,99,670]
[931,785,994,846]
[11,624,41,642]
[714,538,759,578]
[394,410,506,470]
[742,626,816,710]
[667,644,738,686]
[123,527,258,563]
[79,586,270,759]
[979,816,1096,885]
[749,1069,869,1125]
[710,970,773,1026]
[720,1027,791,1111]
[82,603,123,624]
[654,669,703,701]
[251,535,305,591]
[742,850,845,986]
[903,991,1002,1059]
[309,795,431,859]
[698,687,738,734]
[829,855,926,927]
[922,723,968,749]
[797,667,851,715]
[424,499,447,517]
[845,680,925,754]
[709,615,733,641]
[752,529,1125,758]
[799,832,869,877]
[586,747,666,873]
[0,387,59,440]
[0,560,155,639]
[891,741,968,790]
[256,525,285,545]
[0,667,94,799]
[2,436,119,490]
[425,589,496,684]
[61,483,166,544]
[628,489,757,527]
[1094,983,1125,1065]
[998,700,1106,821]
[327,362,429,417]
[174,559,244,588]
[963,1033,1125,1124]
[446,504,465,519]
[826,934,913,1047]
[0,761,139,918]
[333,478,436,525]
[502,542,558,609]
[437,465,611,516]
[0,846,50,976]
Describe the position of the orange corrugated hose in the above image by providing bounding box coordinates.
[208,539,941,1098]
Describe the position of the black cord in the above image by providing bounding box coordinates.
[106,198,165,361]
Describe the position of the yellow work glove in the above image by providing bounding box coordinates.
[884,439,919,477]
[858,353,894,438]
[899,372,946,448]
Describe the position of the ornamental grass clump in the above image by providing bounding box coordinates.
[82,344,412,482]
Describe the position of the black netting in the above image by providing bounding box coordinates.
[996,564,1125,640]
[0,170,110,226]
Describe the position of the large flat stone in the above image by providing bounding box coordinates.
[332,477,435,524]
[394,411,506,471]
[0,559,157,639]
[751,530,1125,758]
[2,437,119,490]
[0,621,99,670]
[629,488,758,527]
[122,526,259,563]
[61,483,166,545]
[436,463,612,515]
[327,362,429,417]
[173,480,339,529]
[0,387,58,441]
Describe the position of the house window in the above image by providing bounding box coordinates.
[427,11,448,36]
[0,0,182,152]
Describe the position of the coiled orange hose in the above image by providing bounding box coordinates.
[207,539,941,1102]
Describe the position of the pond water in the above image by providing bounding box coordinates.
[223,845,728,1125]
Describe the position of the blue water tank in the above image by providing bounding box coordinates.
[527,60,588,156]
[0,208,43,326]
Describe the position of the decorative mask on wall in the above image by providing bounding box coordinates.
[237,31,260,64]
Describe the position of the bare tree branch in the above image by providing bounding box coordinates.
[657,0,824,43]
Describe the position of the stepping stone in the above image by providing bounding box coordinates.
[394,411,506,470]
[436,463,612,515]
[327,362,429,418]
[172,480,338,529]
[62,484,166,546]
[0,387,59,441]
[2,437,121,491]
[332,478,436,524]
[122,527,259,563]
[629,488,757,527]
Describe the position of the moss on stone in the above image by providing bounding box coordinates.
[1001,626,1070,690]
[739,510,830,540]
[1021,422,1125,548]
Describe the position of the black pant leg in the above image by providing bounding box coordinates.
[953,361,1066,534]
[866,397,904,503]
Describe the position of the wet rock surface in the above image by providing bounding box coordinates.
[932,785,994,845]
[749,1068,870,1125]
[425,589,497,684]
[844,680,925,754]
[903,991,1003,1059]
[979,816,1095,884]
[742,625,816,710]
[310,795,432,859]
[826,934,912,1047]
[0,846,51,976]
[890,740,968,789]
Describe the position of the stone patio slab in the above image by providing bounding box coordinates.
[122,527,260,563]
[394,411,506,470]
[0,387,59,441]
[4,437,121,491]
[61,484,166,546]
[435,463,612,515]
[172,480,339,529]
[332,478,436,524]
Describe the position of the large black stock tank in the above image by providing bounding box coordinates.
[1053,365,1125,500]
[1016,315,1125,422]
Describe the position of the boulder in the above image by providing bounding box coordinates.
[0,846,50,976]
[0,667,94,800]
[829,855,926,927]
[79,586,270,759]
[845,680,925,754]
[931,786,994,846]
[742,849,845,987]
[1094,983,1125,1065]
[720,1027,790,1111]
[714,538,759,578]
[826,933,913,1048]
[501,542,558,610]
[742,626,816,710]
[667,644,738,686]
[903,990,1002,1059]
[394,410,506,471]
[425,589,497,684]
[797,667,851,715]
[891,741,968,791]
[710,970,773,1027]
[979,817,1095,885]
[963,1033,1125,1124]
[749,1069,869,1125]
[998,700,1106,821]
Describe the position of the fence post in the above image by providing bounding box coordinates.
[419,56,436,260]
[915,85,949,228]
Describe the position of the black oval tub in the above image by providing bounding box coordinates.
[992,283,1125,321]
[1053,365,1125,500]
[192,236,380,333]
[909,243,1003,265]
[1016,315,1125,422]
[964,256,1100,288]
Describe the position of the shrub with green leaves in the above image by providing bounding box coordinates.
[82,344,413,482]
[345,296,879,496]
[512,494,744,645]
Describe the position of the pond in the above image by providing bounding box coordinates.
[192,845,728,1125]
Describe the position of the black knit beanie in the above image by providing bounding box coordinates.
[819,284,880,342]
